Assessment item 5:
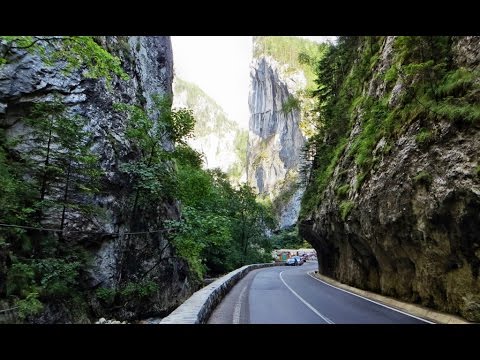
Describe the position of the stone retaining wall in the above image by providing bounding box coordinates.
[160,263,281,324]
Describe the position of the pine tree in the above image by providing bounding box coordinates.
[23,98,102,234]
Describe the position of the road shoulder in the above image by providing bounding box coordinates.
[309,271,470,324]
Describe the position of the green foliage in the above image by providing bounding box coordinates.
[415,128,434,147]
[22,99,103,229]
[119,280,158,299]
[0,36,128,83]
[96,287,116,305]
[173,144,204,168]
[384,65,398,84]
[253,36,328,90]
[6,261,44,319]
[391,36,479,125]
[435,68,479,98]
[475,166,480,177]
[0,66,107,320]
[6,262,35,297]
[6,256,84,317]
[339,201,354,221]
[95,281,158,308]
[270,171,300,217]
[300,37,389,218]
[167,165,275,277]
[169,205,231,277]
[355,171,368,191]
[414,171,432,186]
[227,129,248,181]
[34,258,81,298]
[300,137,347,218]
[116,94,272,279]
[173,78,247,183]
[16,292,43,319]
[429,101,480,124]
[173,78,238,137]
[0,137,37,251]
[301,36,479,223]
[282,96,300,114]
[115,94,196,210]
[335,184,350,198]
[0,36,143,322]
[271,226,304,249]
[348,97,389,171]
[165,107,196,145]
[120,161,176,200]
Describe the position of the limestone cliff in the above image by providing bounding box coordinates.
[173,77,247,182]
[247,53,306,228]
[299,36,480,321]
[0,36,197,322]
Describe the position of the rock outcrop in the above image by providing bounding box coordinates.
[173,77,247,182]
[299,36,480,321]
[247,56,305,228]
[0,36,197,322]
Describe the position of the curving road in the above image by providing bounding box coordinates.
[208,262,432,324]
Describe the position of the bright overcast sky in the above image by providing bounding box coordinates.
[171,36,336,129]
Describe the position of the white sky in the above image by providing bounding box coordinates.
[171,36,336,129]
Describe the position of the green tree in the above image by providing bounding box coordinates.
[114,95,195,215]
[0,35,131,321]
[0,100,102,316]
[23,99,102,234]
[230,184,275,266]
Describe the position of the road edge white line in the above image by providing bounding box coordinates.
[233,285,248,324]
[307,271,435,324]
[279,270,334,324]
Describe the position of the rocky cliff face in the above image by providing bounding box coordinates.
[0,36,197,322]
[299,36,480,321]
[247,56,305,228]
[173,77,247,182]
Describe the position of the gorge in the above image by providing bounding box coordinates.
[1,35,478,323]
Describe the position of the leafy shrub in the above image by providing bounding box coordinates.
[415,128,433,147]
[336,184,350,198]
[414,171,433,186]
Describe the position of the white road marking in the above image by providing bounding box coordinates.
[279,270,334,324]
[307,271,435,324]
[233,285,248,324]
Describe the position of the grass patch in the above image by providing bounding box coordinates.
[415,128,434,148]
[300,138,348,218]
[384,65,398,84]
[355,171,368,191]
[435,68,479,98]
[335,184,350,198]
[429,101,480,124]
[339,200,354,221]
[414,171,432,186]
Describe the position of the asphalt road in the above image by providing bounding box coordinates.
[208,262,431,324]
